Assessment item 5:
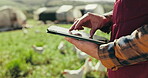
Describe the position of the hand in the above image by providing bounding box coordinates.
[69,13,109,38]
[65,37,99,59]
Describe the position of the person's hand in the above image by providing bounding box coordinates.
[69,13,109,38]
[65,37,99,59]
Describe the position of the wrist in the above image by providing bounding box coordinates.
[103,11,113,24]
[100,16,112,28]
[99,15,113,33]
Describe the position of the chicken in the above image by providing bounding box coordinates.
[58,41,66,51]
[22,28,28,35]
[94,61,107,78]
[62,58,94,78]
[83,58,94,74]
[35,30,41,33]
[32,45,45,54]
[94,61,106,72]
[58,41,67,55]
[72,46,77,53]
[62,66,85,78]
[75,47,89,60]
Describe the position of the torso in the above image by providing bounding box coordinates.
[109,0,148,78]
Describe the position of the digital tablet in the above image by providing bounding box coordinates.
[47,25,109,45]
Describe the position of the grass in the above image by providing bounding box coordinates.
[0,19,110,78]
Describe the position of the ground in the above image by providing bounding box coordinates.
[0,19,110,78]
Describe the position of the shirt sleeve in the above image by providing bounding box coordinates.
[98,25,148,71]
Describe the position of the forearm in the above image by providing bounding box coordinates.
[98,25,148,71]
[83,46,100,60]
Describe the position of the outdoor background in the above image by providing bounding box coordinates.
[0,0,114,78]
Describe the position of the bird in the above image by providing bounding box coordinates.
[75,47,89,60]
[62,66,85,78]
[32,45,45,54]
[58,41,65,51]
[72,46,77,53]
[94,61,106,72]
[58,41,66,54]
[83,57,95,74]
[62,58,94,78]
[35,30,41,33]
[22,28,28,35]
[94,61,107,78]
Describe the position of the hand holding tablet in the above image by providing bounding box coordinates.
[47,25,109,45]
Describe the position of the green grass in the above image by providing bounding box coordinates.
[0,19,110,78]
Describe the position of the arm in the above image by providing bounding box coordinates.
[65,24,148,71]
[98,25,148,70]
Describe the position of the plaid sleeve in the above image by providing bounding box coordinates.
[98,25,148,71]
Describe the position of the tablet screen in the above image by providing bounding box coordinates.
[47,25,108,45]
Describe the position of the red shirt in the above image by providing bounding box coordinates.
[109,0,148,78]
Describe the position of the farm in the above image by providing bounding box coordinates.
[0,19,110,78]
[0,0,113,77]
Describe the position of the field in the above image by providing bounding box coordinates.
[0,20,110,78]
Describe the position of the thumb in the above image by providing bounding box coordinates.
[90,28,98,39]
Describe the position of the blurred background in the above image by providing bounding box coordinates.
[0,0,114,78]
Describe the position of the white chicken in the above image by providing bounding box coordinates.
[35,30,41,33]
[62,58,95,78]
[22,28,28,35]
[94,61,107,78]
[62,66,85,78]
[32,45,45,54]
[58,41,66,52]
[83,58,95,74]
[94,61,106,72]
[72,46,77,53]
[75,47,89,60]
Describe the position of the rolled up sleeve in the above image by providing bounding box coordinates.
[98,25,148,71]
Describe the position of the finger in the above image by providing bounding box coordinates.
[77,27,84,30]
[74,18,78,22]
[74,14,89,30]
[69,20,79,31]
[89,28,98,39]
[82,21,91,28]
[69,25,75,31]
[74,20,84,30]
[76,26,84,30]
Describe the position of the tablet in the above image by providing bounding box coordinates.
[47,25,109,45]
